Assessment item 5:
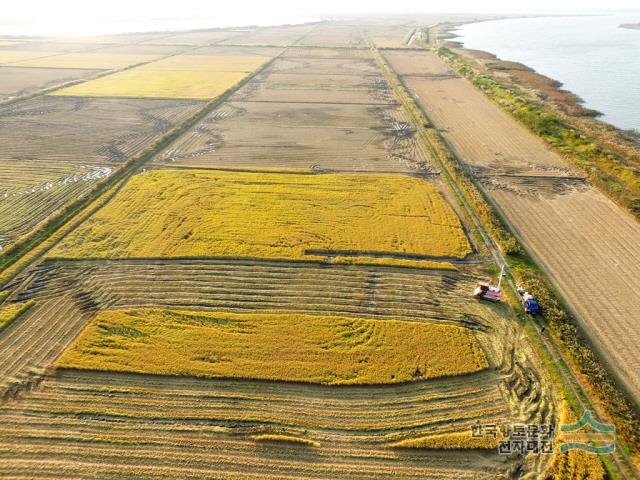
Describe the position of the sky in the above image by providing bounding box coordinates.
[2,0,639,35]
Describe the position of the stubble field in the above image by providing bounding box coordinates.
[392,49,640,401]
[153,47,429,172]
[0,96,204,247]
[0,66,102,102]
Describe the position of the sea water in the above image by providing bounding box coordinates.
[456,14,640,131]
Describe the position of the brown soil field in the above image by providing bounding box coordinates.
[0,96,204,247]
[233,58,395,105]
[156,101,428,172]
[191,45,285,58]
[219,25,317,46]
[297,24,367,47]
[402,77,574,176]
[394,50,640,400]
[488,187,640,396]
[148,30,247,46]
[0,66,102,101]
[232,71,395,105]
[364,26,416,48]
[282,47,373,59]
[268,56,379,76]
[384,49,456,76]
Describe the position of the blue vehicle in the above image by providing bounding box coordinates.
[517,286,541,315]
[523,297,540,315]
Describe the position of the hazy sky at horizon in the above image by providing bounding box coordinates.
[3,0,639,35]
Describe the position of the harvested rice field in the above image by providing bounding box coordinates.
[50,169,471,262]
[0,50,63,65]
[0,96,204,247]
[364,25,417,48]
[0,255,554,478]
[219,24,317,46]
[151,29,247,45]
[136,54,271,72]
[0,66,101,101]
[233,57,396,105]
[8,52,165,70]
[394,49,640,401]
[282,47,373,58]
[297,24,367,47]
[0,369,525,479]
[155,101,429,171]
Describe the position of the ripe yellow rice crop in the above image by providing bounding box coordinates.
[51,69,248,100]
[51,53,270,99]
[390,432,501,449]
[56,309,488,384]
[250,435,320,447]
[330,256,457,270]
[50,170,471,262]
[0,301,34,332]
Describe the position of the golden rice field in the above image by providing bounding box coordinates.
[57,309,488,384]
[0,301,33,331]
[51,69,249,100]
[50,169,472,262]
[51,54,270,99]
[391,432,501,450]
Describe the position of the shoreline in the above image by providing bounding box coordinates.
[437,21,640,142]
